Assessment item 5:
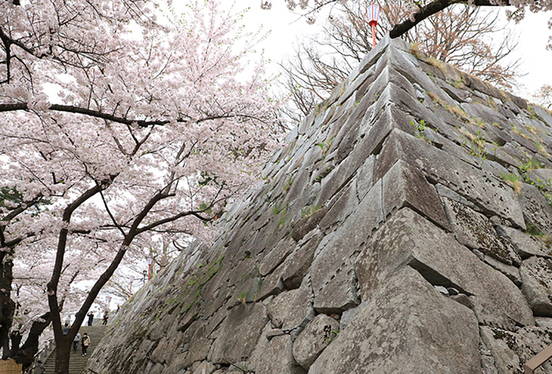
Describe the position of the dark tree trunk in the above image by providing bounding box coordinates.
[53,338,72,374]
[0,251,15,359]
[389,0,512,39]
[12,312,51,370]
[8,331,21,357]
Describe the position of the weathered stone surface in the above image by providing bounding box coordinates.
[209,303,268,364]
[339,301,369,331]
[249,324,306,374]
[473,250,522,286]
[497,226,551,259]
[355,155,374,201]
[358,96,416,155]
[259,237,296,276]
[479,326,521,374]
[292,314,340,370]
[267,281,314,331]
[443,197,521,266]
[313,261,359,314]
[382,159,449,230]
[518,183,552,236]
[318,184,356,232]
[462,102,509,127]
[150,338,180,366]
[388,45,455,107]
[183,336,211,368]
[257,262,286,301]
[520,256,552,317]
[281,232,321,290]
[375,129,526,230]
[310,180,383,294]
[291,208,328,243]
[355,208,534,329]
[308,267,481,374]
[87,32,552,374]
[480,325,552,374]
[191,361,216,374]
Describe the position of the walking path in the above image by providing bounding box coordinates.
[43,325,107,374]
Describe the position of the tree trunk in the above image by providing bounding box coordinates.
[0,252,15,359]
[12,312,51,370]
[54,338,72,374]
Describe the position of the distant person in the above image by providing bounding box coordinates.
[63,322,70,336]
[81,332,91,356]
[102,311,108,325]
[33,360,45,374]
[116,304,120,313]
[87,311,94,326]
[73,332,81,353]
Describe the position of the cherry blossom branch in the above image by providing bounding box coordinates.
[0,102,269,127]
[47,176,116,335]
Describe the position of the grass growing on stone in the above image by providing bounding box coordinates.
[427,91,486,129]
[316,137,333,157]
[501,173,523,196]
[302,204,323,218]
[410,119,426,139]
[458,128,487,160]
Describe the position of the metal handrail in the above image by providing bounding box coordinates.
[524,344,552,374]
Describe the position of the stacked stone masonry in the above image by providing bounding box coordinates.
[86,36,552,374]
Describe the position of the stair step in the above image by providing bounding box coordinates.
[43,325,108,374]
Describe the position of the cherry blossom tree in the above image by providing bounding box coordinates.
[0,0,280,372]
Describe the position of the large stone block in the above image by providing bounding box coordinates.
[318,184,357,233]
[259,237,296,276]
[497,226,550,259]
[480,325,552,374]
[291,207,328,242]
[355,208,534,329]
[281,232,322,290]
[375,129,526,230]
[292,314,340,370]
[443,197,521,266]
[520,256,552,317]
[310,181,383,294]
[308,267,481,374]
[518,183,552,236]
[249,324,307,374]
[387,44,456,108]
[382,159,449,230]
[313,260,360,314]
[209,303,269,365]
[267,280,314,332]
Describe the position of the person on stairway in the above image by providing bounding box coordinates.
[63,322,70,336]
[102,311,109,325]
[82,332,91,356]
[73,332,81,353]
[87,311,95,326]
[33,360,45,374]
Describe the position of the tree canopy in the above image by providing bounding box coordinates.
[0,0,279,372]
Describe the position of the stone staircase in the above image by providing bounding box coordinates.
[43,325,107,374]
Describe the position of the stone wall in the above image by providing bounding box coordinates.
[86,36,552,374]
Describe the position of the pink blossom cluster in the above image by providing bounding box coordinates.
[0,0,280,350]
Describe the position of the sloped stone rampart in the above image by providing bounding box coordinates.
[87,36,552,374]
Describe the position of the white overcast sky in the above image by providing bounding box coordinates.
[235,2,551,101]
